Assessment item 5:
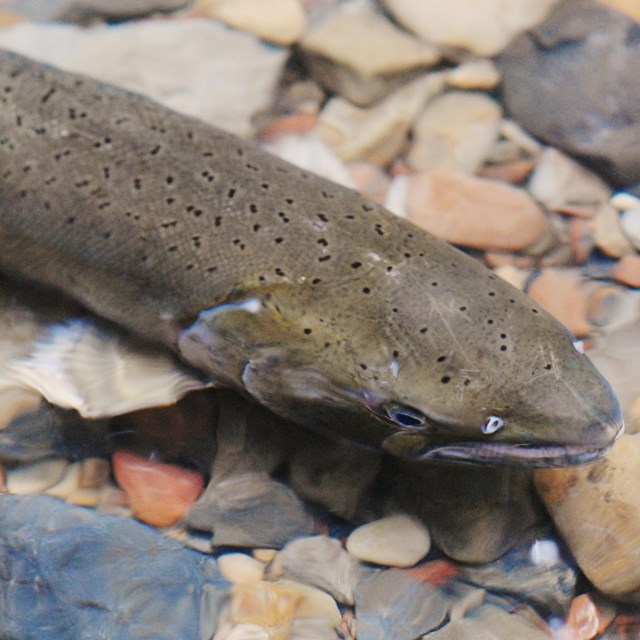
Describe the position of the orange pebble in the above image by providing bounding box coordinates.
[559,594,602,640]
[611,254,640,288]
[112,451,204,527]
[407,560,461,586]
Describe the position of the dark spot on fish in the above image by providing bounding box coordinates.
[437,356,446,363]
[228,189,236,199]
[362,205,373,212]
[274,237,284,244]
[303,328,312,335]
[253,224,261,232]
[351,262,362,269]
[419,327,428,334]
[487,319,494,325]
[488,291,496,297]
[362,287,371,294]
[318,214,329,222]
[459,306,467,311]
[318,255,331,262]
[317,239,328,247]
[441,376,451,384]
[544,364,552,370]
[165,176,174,185]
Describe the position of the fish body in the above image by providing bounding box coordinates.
[0,50,623,466]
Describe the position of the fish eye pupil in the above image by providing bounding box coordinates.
[386,404,427,429]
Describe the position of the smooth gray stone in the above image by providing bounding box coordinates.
[355,568,450,640]
[498,0,640,186]
[186,471,315,548]
[0,403,108,464]
[461,533,577,613]
[0,495,228,640]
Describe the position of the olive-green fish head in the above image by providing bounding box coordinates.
[178,233,622,468]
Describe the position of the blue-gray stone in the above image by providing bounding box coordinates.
[0,495,229,640]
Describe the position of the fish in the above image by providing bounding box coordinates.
[0,49,623,466]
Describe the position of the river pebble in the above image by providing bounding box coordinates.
[499,0,640,186]
[593,203,636,257]
[393,462,545,564]
[0,494,228,640]
[406,169,548,250]
[535,433,640,603]
[219,553,266,585]
[112,450,205,527]
[6,457,69,495]
[354,568,451,640]
[318,72,446,166]
[0,19,288,137]
[301,3,439,106]
[186,472,314,548]
[407,91,502,174]
[527,147,611,212]
[267,535,364,605]
[423,603,552,639]
[461,534,577,613]
[346,513,430,568]
[196,0,305,45]
[446,58,501,90]
[620,208,640,251]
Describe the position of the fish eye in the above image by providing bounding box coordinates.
[385,403,427,429]
[482,415,504,435]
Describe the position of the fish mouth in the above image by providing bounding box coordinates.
[422,438,620,468]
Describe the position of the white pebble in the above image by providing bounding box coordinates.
[346,514,430,567]
[611,192,640,211]
[620,207,640,251]
[219,553,266,585]
[6,458,68,495]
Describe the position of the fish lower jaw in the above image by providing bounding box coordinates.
[422,440,618,468]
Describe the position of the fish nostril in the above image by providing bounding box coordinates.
[482,416,505,435]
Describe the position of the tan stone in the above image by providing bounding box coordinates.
[596,0,640,22]
[446,59,501,90]
[406,169,547,250]
[196,0,305,45]
[535,434,640,602]
[318,73,446,166]
[594,204,635,258]
[408,91,502,175]
[302,6,438,105]
[611,254,640,288]
[382,0,560,56]
[527,269,593,337]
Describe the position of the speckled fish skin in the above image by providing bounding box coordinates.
[0,50,623,466]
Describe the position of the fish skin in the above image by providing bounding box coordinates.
[0,49,623,466]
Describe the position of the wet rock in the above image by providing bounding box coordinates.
[0,494,228,640]
[479,159,536,184]
[406,169,548,250]
[0,403,108,464]
[593,204,635,257]
[186,472,314,548]
[620,208,640,251]
[393,462,546,564]
[318,72,446,166]
[528,148,611,212]
[196,0,305,45]
[44,462,82,499]
[346,514,430,568]
[446,59,501,90]
[354,569,450,639]
[11,0,188,22]
[535,434,640,603]
[558,593,611,640]
[422,603,552,639]
[382,0,559,56]
[301,5,439,106]
[588,290,640,428]
[407,92,502,174]
[498,0,640,186]
[0,19,288,136]
[598,0,640,21]
[288,428,382,521]
[78,457,110,488]
[6,457,68,495]
[112,451,205,527]
[611,254,640,287]
[219,553,266,585]
[267,536,364,605]
[461,535,577,612]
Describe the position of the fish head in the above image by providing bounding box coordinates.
[178,245,623,468]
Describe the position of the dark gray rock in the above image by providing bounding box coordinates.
[185,471,315,548]
[498,0,640,186]
[0,403,108,464]
[0,495,228,640]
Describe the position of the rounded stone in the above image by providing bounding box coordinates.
[346,514,430,567]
